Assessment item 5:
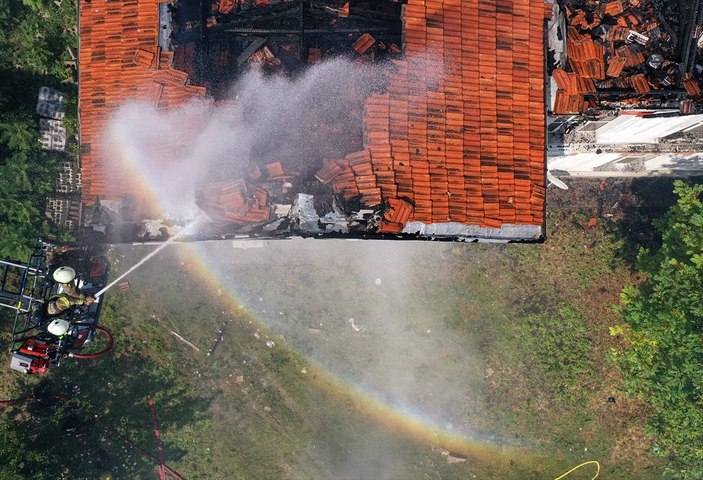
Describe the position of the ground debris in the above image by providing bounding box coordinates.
[441,451,467,464]
[207,318,232,356]
[585,217,599,229]
[347,317,363,332]
[170,331,201,352]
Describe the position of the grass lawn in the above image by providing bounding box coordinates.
[0,205,667,479]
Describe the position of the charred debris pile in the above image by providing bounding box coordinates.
[193,151,405,238]
[172,0,403,95]
[552,0,703,114]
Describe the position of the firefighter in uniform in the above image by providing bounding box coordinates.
[47,266,95,317]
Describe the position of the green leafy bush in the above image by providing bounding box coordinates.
[0,0,79,260]
[612,180,703,479]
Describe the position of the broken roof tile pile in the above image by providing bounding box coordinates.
[198,180,272,224]
[196,161,304,224]
[553,0,703,114]
[79,0,206,203]
[315,149,383,208]
[317,0,547,233]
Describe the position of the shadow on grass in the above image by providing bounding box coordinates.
[2,340,213,479]
[612,176,703,266]
[548,176,703,268]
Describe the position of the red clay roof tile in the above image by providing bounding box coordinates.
[357,0,546,227]
[683,73,702,97]
[630,73,651,94]
[79,0,206,203]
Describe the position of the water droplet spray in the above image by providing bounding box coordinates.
[93,216,201,298]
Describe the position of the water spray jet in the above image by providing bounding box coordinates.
[93,217,201,299]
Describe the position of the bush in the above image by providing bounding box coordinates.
[612,180,703,479]
[0,0,78,260]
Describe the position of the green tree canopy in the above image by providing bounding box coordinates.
[613,180,703,479]
[0,0,79,261]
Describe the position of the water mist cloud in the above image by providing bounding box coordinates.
[104,55,444,221]
[199,238,488,478]
[104,59,380,218]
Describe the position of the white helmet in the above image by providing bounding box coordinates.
[48,318,70,337]
[53,266,76,284]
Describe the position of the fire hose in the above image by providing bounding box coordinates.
[67,325,114,359]
[93,217,200,299]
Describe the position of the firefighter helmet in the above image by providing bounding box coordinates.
[48,318,70,337]
[53,266,76,284]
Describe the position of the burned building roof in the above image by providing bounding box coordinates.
[79,0,548,242]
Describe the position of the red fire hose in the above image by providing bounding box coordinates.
[68,325,114,359]
[148,397,168,480]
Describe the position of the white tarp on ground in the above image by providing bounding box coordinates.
[595,114,703,144]
[548,152,623,172]
[548,151,703,174]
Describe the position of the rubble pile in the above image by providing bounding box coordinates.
[315,148,383,207]
[170,2,408,235]
[553,0,703,114]
[378,197,413,233]
[196,161,299,225]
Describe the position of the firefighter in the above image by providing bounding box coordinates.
[47,318,71,337]
[46,266,95,317]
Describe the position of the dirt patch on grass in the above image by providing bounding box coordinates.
[610,426,659,470]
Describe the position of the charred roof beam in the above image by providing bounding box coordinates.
[587,89,687,98]
[210,0,401,34]
[227,1,300,18]
[345,6,401,22]
[216,26,401,36]
[216,2,302,26]
[678,0,702,76]
[307,4,399,26]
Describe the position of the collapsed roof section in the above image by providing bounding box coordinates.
[548,0,703,115]
[79,0,549,242]
[174,0,404,94]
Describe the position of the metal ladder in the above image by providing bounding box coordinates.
[0,241,53,351]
